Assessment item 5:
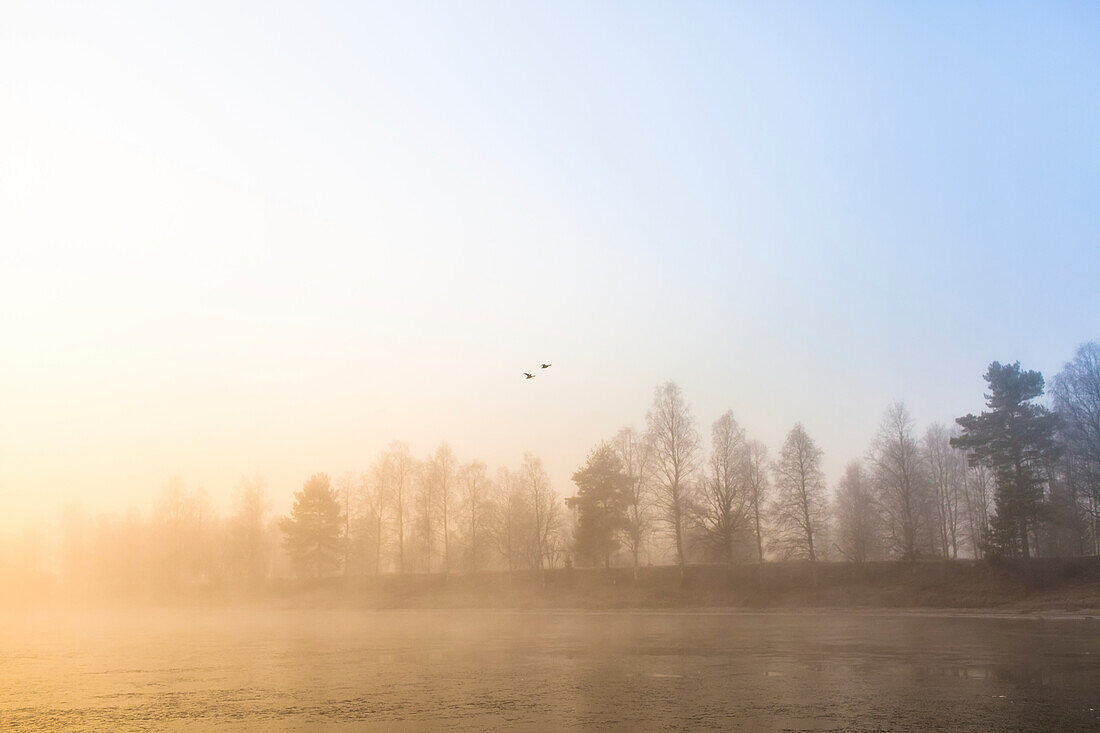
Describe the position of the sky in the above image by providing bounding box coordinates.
[2,1,1098,527]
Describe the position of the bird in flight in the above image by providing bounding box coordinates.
[524,372,536,379]
[540,363,552,369]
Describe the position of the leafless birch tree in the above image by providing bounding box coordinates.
[695,410,748,567]
[230,474,269,585]
[427,443,457,576]
[459,460,490,571]
[645,381,700,579]
[384,441,415,574]
[415,461,436,573]
[961,462,992,557]
[745,440,769,564]
[613,427,652,579]
[869,403,931,560]
[363,459,389,575]
[1052,342,1100,555]
[770,423,826,560]
[334,472,359,578]
[493,466,529,573]
[521,452,560,571]
[924,423,963,558]
[832,461,880,562]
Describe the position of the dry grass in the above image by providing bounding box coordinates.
[274,557,1100,613]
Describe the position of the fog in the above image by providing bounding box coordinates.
[4,1,1100,729]
[1,349,1098,728]
[3,608,1097,730]
[4,342,1099,603]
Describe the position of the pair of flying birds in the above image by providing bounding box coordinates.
[524,363,552,379]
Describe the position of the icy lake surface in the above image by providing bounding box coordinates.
[2,607,1097,731]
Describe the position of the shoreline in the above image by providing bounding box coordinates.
[3,602,1099,622]
[8,556,1100,617]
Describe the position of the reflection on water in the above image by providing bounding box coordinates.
[1,608,1097,731]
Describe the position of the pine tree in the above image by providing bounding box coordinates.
[280,473,343,578]
[567,443,630,568]
[952,362,1060,559]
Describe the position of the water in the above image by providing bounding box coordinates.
[2,608,1097,730]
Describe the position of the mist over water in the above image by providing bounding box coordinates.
[3,1,1100,730]
[3,608,1097,731]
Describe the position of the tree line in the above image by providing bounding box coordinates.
[280,446,566,579]
[35,448,571,593]
[6,342,1098,594]
[567,342,1100,571]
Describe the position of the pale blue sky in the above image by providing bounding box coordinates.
[1,2,1098,521]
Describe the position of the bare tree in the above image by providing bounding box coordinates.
[695,411,748,568]
[415,460,436,573]
[544,523,569,570]
[427,443,458,576]
[230,474,269,585]
[832,461,880,562]
[1052,341,1100,555]
[961,462,993,558]
[770,423,827,560]
[364,458,390,575]
[155,476,196,588]
[1041,455,1086,557]
[612,427,652,579]
[385,441,415,575]
[344,471,378,576]
[334,472,355,578]
[745,441,769,564]
[191,485,215,583]
[869,403,931,560]
[459,460,490,571]
[924,423,963,558]
[493,466,528,574]
[521,453,560,572]
[645,381,700,580]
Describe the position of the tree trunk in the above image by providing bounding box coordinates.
[374,511,383,576]
[470,513,476,572]
[442,493,449,580]
[424,493,432,574]
[755,507,764,564]
[398,510,405,575]
[802,478,816,562]
[1019,517,1031,559]
[674,515,685,582]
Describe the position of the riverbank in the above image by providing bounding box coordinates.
[267,557,1100,613]
[14,557,1100,613]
